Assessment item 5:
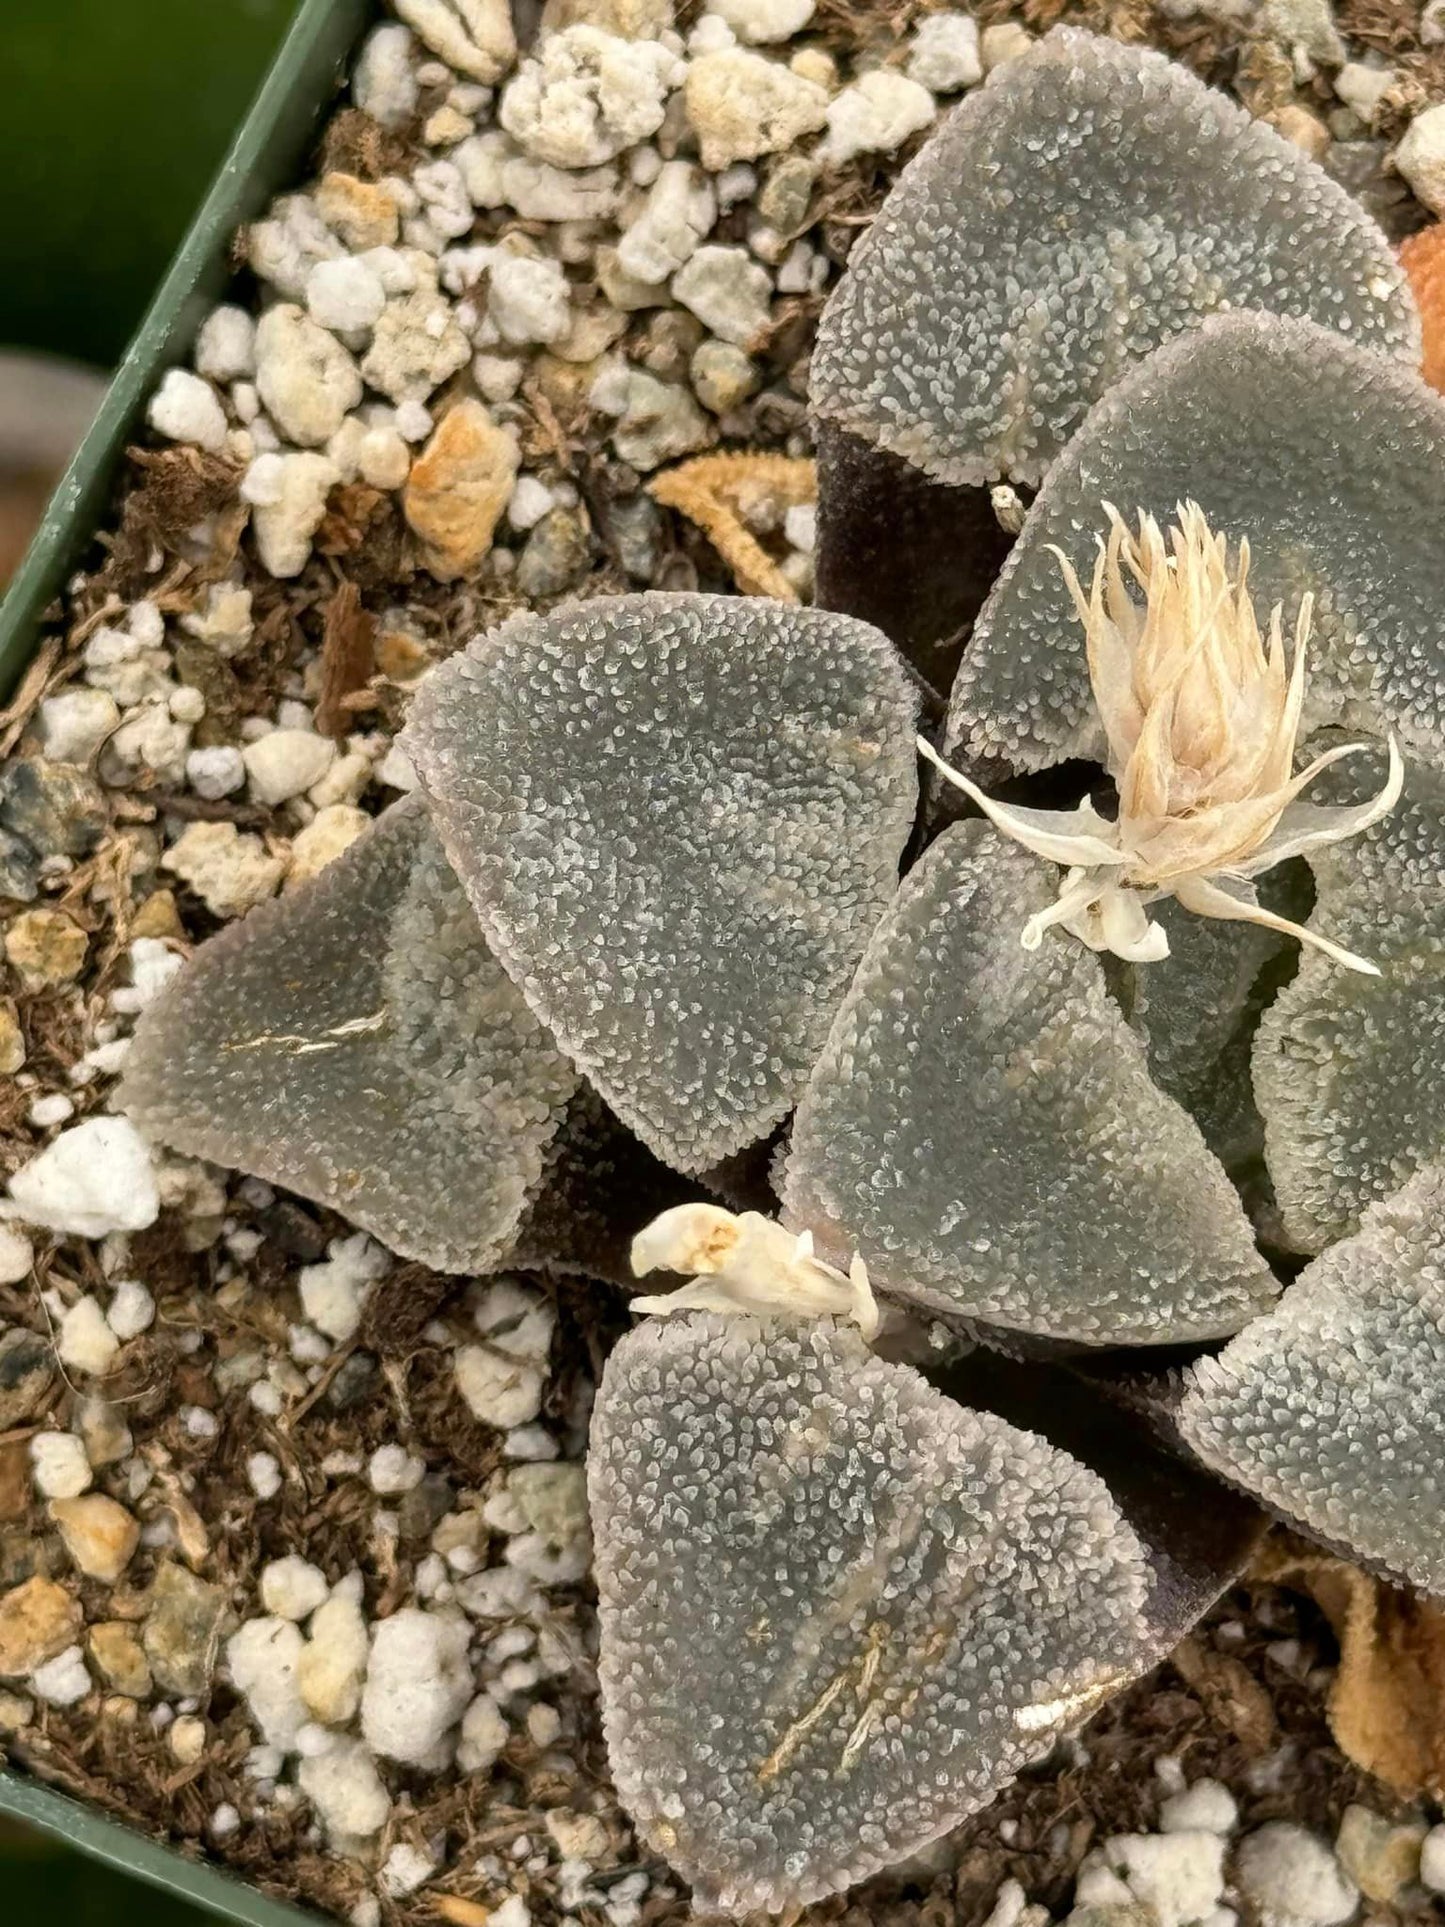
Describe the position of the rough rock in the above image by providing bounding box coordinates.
[672,244,772,345]
[143,1563,230,1697]
[1234,1823,1360,1927]
[88,1621,151,1697]
[7,1117,159,1239]
[500,26,684,167]
[240,451,339,578]
[0,1577,82,1678]
[254,305,362,446]
[4,908,88,991]
[684,48,829,170]
[404,399,519,579]
[395,0,516,82]
[162,819,285,917]
[49,1495,140,1584]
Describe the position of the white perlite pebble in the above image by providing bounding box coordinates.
[500,27,684,169]
[672,244,772,345]
[906,11,983,92]
[306,256,388,335]
[705,0,815,42]
[299,1233,389,1343]
[28,1095,73,1130]
[7,1116,159,1239]
[31,1646,91,1706]
[240,451,339,578]
[1396,105,1445,214]
[255,306,362,446]
[162,820,285,918]
[261,1556,330,1622]
[299,1738,392,1841]
[499,155,620,222]
[248,1452,283,1500]
[147,369,229,455]
[1161,1780,1238,1836]
[0,1226,34,1285]
[1234,1824,1360,1927]
[489,1898,530,1927]
[361,1609,474,1766]
[195,306,258,382]
[381,1843,437,1898]
[456,1692,509,1772]
[820,68,936,164]
[36,688,121,763]
[1421,1824,1445,1892]
[353,22,420,128]
[299,1591,370,1725]
[508,474,554,531]
[455,1345,545,1429]
[107,1278,155,1341]
[368,1444,426,1495]
[617,161,717,284]
[182,582,254,658]
[242,729,337,807]
[58,1296,120,1377]
[187,745,247,801]
[1079,1832,1226,1927]
[488,251,571,345]
[30,1432,93,1500]
[395,0,515,83]
[684,47,829,170]
[227,1617,308,1751]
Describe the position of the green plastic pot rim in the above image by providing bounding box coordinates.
[0,0,378,1915]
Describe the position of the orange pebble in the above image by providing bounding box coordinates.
[1400,224,1445,392]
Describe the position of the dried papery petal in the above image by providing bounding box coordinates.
[1255,753,1445,1252]
[1178,1162,1445,1599]
[120,797,578,1272]
[648,453,815,603]
[589,1313,1152,1914]
[947,313,1445,782]
[779,822,1278,1346]
[403,593,918,1174]
[811,28,1416,492]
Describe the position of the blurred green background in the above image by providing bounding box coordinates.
[0,8,305,1915]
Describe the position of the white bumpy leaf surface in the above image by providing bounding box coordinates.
[589,1313,1152,1914]
[1178,1161,1445,1598]
[948,313,1445,779]
[120,796,578,1271]
[403,592,918,1174]
[780,823,1278,1345]
[1256,754,1445,1251]
[811,27,1416,489]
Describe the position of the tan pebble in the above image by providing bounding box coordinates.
[545,1807,611,1860]
[404,399,519,580]
[376,628,432,683]
[129,889,186,942]
[1336,1805,1425,1903]
[286,806,371,887]
[1268,103,1331,161]
[0,1575,82,1677]
[789,48,835,90]
[316,171,400,251]
[0,1689,32,1731]
[424,103,474,146]
[4,908,88,991]
[88,1621,152,1697]
[162,821,285,919]
[169,1713,208,1764]
[49,1494,141,1583]
[0,999,24,1075]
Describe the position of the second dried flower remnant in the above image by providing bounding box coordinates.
[924,503,1402,972]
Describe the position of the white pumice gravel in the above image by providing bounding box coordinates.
[147,369,230,455]
[30,1431,94,1500]
[1234,1824,1361,1927]
[5,1116,159,1239]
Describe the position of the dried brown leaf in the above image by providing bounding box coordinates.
[315,580,377,739]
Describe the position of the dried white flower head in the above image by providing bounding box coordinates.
[923,503,1402,972]
[630,1204,880,1338]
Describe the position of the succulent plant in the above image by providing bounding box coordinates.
[119,25,1445,1918]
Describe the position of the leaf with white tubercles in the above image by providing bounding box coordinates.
[120,796,577,1271]
[403,593,918,1175]
[779,822,1278,1346]
[589,1312,1153,1914]
[947,314,1445,782]
[1178,1161,1445,1598]
[1255,754,1445,1253]
[811,27,1416,492]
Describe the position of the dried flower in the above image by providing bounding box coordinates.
[630,1203,880,1338]
[923,503,1402,973]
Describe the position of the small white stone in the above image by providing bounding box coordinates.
[617,160,716,283]
[195,307,258,383]
[475,1279,556,1361]
[1421,1824,1445,1892]
[376,744,419,791]
[457,1692,509,1772]
[248,194,344,302]
[255,306,363,446]
[111,937,184,1016]
[227,1616,308,1751]
[820,69,936,165]
[1161,1779,1238,1836]
[456,1346,545,1429]
[300,1737,392,1840]
[353,22,420,127]
[1395,104,1445,214]
[168,685,206,725]
[1081,1832,1226,1927]
[413,158,476,240]
[490,1896,530,1927]
[181,583,254,659]
[361,1608,474,1766]
[287,805,370,886]
[101,703,192,786]
[979,21,1032,70]
[261,1556,331,1623]
[58,1296,120,1377]
[306,256,388,335]
[1234,1825,1359,1927]
[1335,60,1396,124]
[0,1226,34,1285]
[783,501,816,553]
[672,244,772,346]
[247,1452,283,1500]
[368,1444,426,1495]
[705,0,814,42]
[36,688,120,764]
[508,474,555,531]
[31,1646,91,1706]
[7,1116,159,1239]
[162,820,285,918]
[107,1278,156,1341]
[186,745,247,801]
[488,251,571,346]
[243,729,337,807]
[381,1843,436,1898]
[502,155,620,221]
[500,26,684,169]
[240,451,340,578]
[147,369,229,454]
[29,1093,75,1130]
[683,47,829,170]
[357,425,411,489]
[210,1804,241,1838]
[30,1431,93,1500]
[299,1233,389,1342]
[689,12,737,53]
[906,11,982,93]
